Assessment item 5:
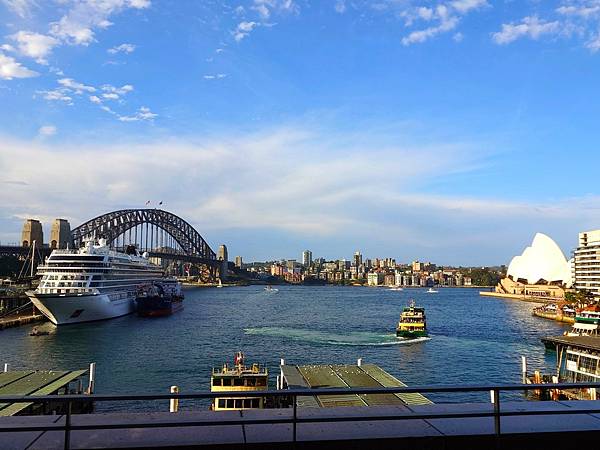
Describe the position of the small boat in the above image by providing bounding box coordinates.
[210,352,268,411]
[388,286,403,291]
[426,288,438,293]
[264,285,279,293]
[216,279,223,288]
[396,300,428,338]
[29,327,50,336]
[137,280,184,317]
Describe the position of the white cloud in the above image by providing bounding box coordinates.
[107,43,136,54]
[0,52,38,79]
[492,16,561,45]
[102,92,119,100]
[402,15,459,45]
[399,0,486,46]
[36,88,72,103]
[335,0,346,14]
[118,106,157,121]
[1,0,37,17]
[58,78,96,93]
[10,31,58,64]
[234,21,259,42]
[89,95,102,103]
[38,125,56,136]
[203,73,227,80]
[251,0,298,19]
[453,31,464,42]
[102,84,134,95]
[49,0,151,46]
[450,0,488,14]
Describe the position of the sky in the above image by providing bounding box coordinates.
[1,0,600,265]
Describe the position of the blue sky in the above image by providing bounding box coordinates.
[1,0,600,265]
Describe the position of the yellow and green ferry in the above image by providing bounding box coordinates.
[210,352,268,411]
[396,300,428,338]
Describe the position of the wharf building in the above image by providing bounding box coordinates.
[573,230,600,297]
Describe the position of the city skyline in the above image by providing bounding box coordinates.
[2,1,600,265]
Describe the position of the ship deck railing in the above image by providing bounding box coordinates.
[3,382,600,448]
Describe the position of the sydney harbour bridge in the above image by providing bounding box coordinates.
[0,208,224,282]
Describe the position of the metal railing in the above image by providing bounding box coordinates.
[2,382,600,450]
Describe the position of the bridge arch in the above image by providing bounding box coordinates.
[71,209,216,260]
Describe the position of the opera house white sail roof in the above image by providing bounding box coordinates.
[507,233,573,287]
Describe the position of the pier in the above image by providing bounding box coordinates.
[280,362,431,408]
[0,369,90,417]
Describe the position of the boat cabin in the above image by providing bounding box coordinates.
[211,352,268,411]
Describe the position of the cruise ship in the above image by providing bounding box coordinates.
[27,239,165,325]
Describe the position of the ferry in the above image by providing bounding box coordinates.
[27,239,165,325]
[575,306,600,325]
[396,300,428,338]
[564,306,600,337]
[136,280,184,317]
[211,352,268,411]
[426,287,438,294]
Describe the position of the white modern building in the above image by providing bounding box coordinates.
[506,233,573,287]
[573,230,600,297]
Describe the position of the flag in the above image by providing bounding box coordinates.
[159,201,163,205]
[145,200,150,206]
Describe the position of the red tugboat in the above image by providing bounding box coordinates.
[136,279,184,317]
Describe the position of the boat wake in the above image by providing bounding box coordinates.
[244,327,430,346]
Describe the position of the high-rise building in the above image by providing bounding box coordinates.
[235,256,243,268]
[302,250,312,267]
[50,219,72,249]
[574,230,600,297]
[353,251,362,267]
[218,244,228,261]
[412,260,423,272]
[21,219,43,247]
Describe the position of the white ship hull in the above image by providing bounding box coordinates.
[28,292,136,325]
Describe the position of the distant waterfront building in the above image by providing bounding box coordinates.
[21,219,43,247]
[50,219,72,249]
[367,272,384,286]
[302,250,312,267]
[338,259,350,271]
[218,245,228,261]
[412,261,423,272]
[574,230,600,297]
[235,256,243,268]
[354,251,362,267]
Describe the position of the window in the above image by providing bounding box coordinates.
[226,399,234,409]
[234,399,243,409]
[218,399,226,409]
[213,378,222,386]
[234,378,244,386]
[222,378,232,386]
[256,378,266,386]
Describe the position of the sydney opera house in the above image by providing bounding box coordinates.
[496,233,573,300]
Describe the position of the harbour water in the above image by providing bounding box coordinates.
[0,286,568,409]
